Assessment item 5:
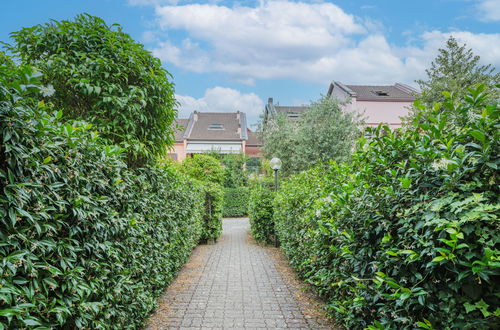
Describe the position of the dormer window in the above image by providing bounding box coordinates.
[208,123,224,130]
[372,90,389,96]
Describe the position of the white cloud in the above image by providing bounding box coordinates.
[176,87,265,125]
[477,0,500,22]
[144,1,500,86]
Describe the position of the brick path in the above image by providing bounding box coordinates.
[145,218,333,329]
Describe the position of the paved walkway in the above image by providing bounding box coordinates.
[146,218,333,330]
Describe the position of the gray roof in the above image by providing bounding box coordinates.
[275,105,308,116]
[173,119,189,142]
[329,82,417,101]
[246,130,262,146]
[176,112,247,141]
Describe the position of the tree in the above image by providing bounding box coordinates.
[8,14,177,166]
[179,154,225,185]
[416,36,499,107]
[221,153,248,188]
[260,96,363,175]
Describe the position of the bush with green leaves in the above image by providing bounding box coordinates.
[249,182,277,244]
[221,153,248,188]
[7,14,177,167]
[223,187,249,217]
[180,154,224,241]
[261,96,363,176]
[180,154,225,186]
[199,182,224,241]
[274,86,499,329]
[0,63,204,329]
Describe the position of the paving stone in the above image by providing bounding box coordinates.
[145,218,332,329]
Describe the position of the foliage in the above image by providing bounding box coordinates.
[180,154,225,186]
[0,63,204,328]
[221,153,247,188]
[199,182,224,241]
[223,187,249,217]
[414,36,499,112]
[249,182,276,244]
[180,154,224,241]
[274,85,499,329]
[8,14,177,167]
[246,157,262,174]
[261,96,363,176]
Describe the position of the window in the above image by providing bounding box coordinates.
[288,113,300,118]
[208,123,224,130]
[372,90,389,96]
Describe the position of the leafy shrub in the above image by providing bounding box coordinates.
[249,183,276,244]
[0,64,204,329]
[199,182,224,241]
[8,14,177,166]
[246,157,262,174]
[180,154,225,186]
[261,96,363,176]
[274,86,499,329]
[221,153,248,188]
[180,154,224,241]
[223,187,249,217]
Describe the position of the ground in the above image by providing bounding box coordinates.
[145,218,338,330]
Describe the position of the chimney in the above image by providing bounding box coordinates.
[193,111,198,121]
[268,97,273,106]
[236,111,240,120]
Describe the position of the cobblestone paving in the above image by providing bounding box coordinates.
[146,218,333,330]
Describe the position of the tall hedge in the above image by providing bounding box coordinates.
[249,183,276,244]
[274,86,499,329]
[8,14,177,166]
[0,65,204,328]
[223,187,249,217]
[179,154,224,241]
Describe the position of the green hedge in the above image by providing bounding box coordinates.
[0,67,204,328]
[274,86,499,329]
[179,154,224,241]
[223,187,249,217]
[249,184,276,244]
[200,182,224,241]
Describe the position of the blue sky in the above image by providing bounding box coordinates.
[1,0,499,126]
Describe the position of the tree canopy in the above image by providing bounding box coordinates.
[8,14,177,166]
[415,36,499,107]
[260,96,363,176]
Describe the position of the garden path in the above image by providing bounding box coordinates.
[145,218,334,330]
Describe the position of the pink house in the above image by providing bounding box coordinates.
[168,111,262,161]
[327,82,418,129]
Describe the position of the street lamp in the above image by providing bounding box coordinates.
[270,157,282,191]
[269,157,282,247]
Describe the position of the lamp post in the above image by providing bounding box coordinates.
[269,157,281,247]
[270,157,282,191]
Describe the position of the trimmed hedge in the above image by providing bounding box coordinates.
[180,154,225,242]
[0,67,204,328]
[200,182,224,241]
[274,86,499,329]
[249,184,276,244]
[223,187,249,217]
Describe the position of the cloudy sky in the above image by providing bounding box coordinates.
[1,0,499,126]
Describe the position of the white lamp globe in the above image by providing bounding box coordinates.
[270,157,282,171]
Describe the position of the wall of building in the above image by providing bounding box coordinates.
[355,100,412,128]
[168,143,186,161]
[245,146,262,158]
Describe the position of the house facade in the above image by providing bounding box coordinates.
[327,82,418,129]
[169,111,262,161]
